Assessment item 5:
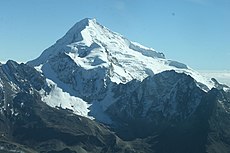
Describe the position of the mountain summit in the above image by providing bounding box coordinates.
[28,18,213,87]
[29,18,165,66]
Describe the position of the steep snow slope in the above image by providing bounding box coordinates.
[40,78,93,119]
[28,18,216,121]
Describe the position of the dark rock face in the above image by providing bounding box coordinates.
[105,71,230,153]
[9,92,130,153]
[206,89,230,153]
[0,61,230,153]
[108,71,204,121]
[106,71,205,138]
[0,61,144,153]
[1,60,50,93]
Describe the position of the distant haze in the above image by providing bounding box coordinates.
[199,71,230,87]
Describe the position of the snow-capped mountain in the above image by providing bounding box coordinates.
[27,18,220,123]
[28,18,214,89]
[1,18,230,153]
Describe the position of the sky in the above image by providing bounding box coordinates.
[0,0,229,70]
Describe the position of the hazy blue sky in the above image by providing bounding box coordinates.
[0,0,229,70]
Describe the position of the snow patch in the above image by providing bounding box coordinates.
[34,64,43,73]
[218,100,230,114]
[41,79,94,119]
[0,79,3,89]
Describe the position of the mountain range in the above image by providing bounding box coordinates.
[0,18,230,153]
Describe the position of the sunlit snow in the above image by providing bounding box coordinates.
[41,79,94,119]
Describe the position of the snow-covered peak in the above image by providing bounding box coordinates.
[28,18,216,90]
[69,18,97,32]
[28,18,164,66]
[26,18,218,121]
